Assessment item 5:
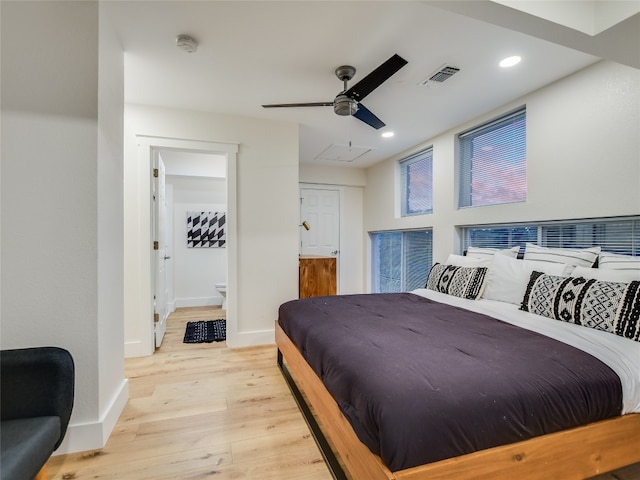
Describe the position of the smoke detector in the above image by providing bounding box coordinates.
[176,34,198,53]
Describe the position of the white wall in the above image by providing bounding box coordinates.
[124,105,299,355]
[0,1,127,453]
[168,176,227,308]
[364,60,640,285]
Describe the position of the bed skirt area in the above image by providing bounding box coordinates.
[275,321,640,480]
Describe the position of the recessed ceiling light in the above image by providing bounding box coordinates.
[499,56,521,68]
[381,131,394,138]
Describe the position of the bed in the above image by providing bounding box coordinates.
[276,251,640,480]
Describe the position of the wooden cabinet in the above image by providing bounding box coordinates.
[299,256,337,299]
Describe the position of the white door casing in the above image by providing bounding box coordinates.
[152,153,168,348]
[134,135,238,357]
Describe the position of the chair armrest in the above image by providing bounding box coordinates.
[1,347,74,449]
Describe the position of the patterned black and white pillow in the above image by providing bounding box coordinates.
[425,263,488,300]
[521,271,640,342]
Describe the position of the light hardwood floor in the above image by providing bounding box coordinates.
[47,306,640,480]
[47,306,331,479]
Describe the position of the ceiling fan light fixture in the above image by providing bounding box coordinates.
[334,95,358,116]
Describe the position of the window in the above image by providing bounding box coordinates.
[542,220,640,255]
[461,217,640,256]
[458,109,526,208]
[372,229,433,293]
[400,148,433,216]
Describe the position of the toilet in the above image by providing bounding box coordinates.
[215,282,227,311]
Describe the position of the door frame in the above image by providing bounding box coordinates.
[299,183,343,294]
[151,151,168,348]
[138,136,238,354]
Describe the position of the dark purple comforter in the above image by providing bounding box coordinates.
[278,293,623,472]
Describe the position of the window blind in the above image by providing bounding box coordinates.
[400,148,433,216]
[459,109,526,208]
[462,217,640,256]
[372,229,433,293]
[373,232,402,293]
[404,230,433,290]
[542,219,640,255]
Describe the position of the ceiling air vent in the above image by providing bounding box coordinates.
[419,64,460,87]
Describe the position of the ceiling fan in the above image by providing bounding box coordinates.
[262,54,408,130]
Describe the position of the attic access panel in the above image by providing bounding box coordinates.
[314,144,373,162]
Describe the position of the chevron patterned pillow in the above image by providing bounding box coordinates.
[425,263,488,300]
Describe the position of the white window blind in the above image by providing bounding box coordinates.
[462,217,640,256]
[400,148,433,216]
[542,219,640,254]
[459,109,526,208]
[372,229,433,293]
[373,232,402,293]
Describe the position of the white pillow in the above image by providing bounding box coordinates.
[572,265,640,283]
[598,251,640,271]
[523,243,600,267]
[466,246,520,260]
[483,254,574,305]
[446,253,489,267]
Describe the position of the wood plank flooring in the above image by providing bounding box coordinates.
[47,306,331,479]
[47,306,640,479]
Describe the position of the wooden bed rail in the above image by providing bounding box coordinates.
[276,320,640,480]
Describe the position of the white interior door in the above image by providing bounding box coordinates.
[153,154,169,348]
[300,187,340,259]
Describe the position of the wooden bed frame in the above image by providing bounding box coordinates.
[276,321,640,480]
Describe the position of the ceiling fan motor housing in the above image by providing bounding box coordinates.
[334,94,358,116]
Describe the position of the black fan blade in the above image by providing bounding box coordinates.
[344,54,408,102]
[262,102,333,108]
[353,103,385,130]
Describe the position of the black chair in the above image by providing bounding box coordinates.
[1,347,75,480]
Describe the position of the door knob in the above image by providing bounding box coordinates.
[331,250,339,255]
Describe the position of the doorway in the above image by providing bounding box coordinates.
[299,186,341,293]
[152,148,228,347]
[137,136,238,355]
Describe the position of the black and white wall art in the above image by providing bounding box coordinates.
[187,211,226,248]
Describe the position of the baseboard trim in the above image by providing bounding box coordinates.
[124,339,151,358]
[53,378,129,455]
[227,328,274,348]
[175,296,222,308]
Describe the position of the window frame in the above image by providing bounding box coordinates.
[461,216,640,256]
[400,147,434,217]
[371,229,433,293]
[458,108,527,209]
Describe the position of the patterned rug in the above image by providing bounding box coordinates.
[183,319,226,343]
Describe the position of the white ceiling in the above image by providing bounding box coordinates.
[105,1,640,169]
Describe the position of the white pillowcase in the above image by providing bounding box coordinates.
[446,253,490,267]
[572,265,640,283]
[523,243,600,267]
[466,246,520,260]
[598,251,640,271]
[483,253,574,305]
